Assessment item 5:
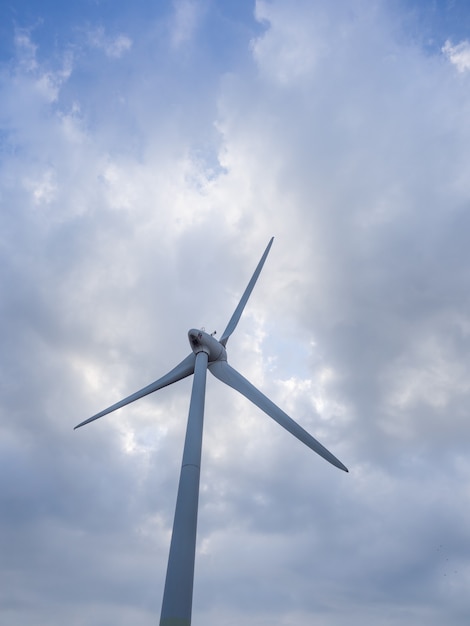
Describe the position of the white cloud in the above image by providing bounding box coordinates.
[14,28,39,72]
[170,0,203,49]
[23,167,57,205]
[442,39,470,72]
[10,29,72,103]
[88,27,132,58]
[252,1,326,84]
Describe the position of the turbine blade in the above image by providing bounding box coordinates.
[74,353,196,430]
[219,237,274,347]
[209,360,348,472]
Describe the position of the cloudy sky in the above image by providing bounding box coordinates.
[1,1,470,624]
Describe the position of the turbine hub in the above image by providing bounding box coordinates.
[188,329,226,362]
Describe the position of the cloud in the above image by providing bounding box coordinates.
[170,0,204,49]
[2,1,470,625]
[252,0,330,84]
[442,38,470,72]
[87,27,132,58]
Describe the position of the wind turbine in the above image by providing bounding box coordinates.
[75,237,348,626]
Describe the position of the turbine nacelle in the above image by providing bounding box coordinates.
[188,328,226,362]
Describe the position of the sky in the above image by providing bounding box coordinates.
[1,0,470,624]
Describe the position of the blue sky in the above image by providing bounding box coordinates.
[1,1,470,625]
[2,0,469,56]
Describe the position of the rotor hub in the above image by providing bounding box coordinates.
[188,328,226,362]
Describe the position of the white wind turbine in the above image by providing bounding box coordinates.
[75,237,348,626]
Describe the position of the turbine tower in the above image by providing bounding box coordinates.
[75,237,348,626]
